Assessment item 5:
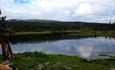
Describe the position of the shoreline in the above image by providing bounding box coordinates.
[12,31,115,37]
[0,52,115,70]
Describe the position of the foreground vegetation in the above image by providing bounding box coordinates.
[0,52,115,70]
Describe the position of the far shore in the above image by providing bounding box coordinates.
[12,31,115,37]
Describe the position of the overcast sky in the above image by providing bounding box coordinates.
[0,0,115,22]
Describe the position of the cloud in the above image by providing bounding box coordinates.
[73,3,93,16]
[63,11,71,16]
[0,0,115,22]
[73,3,104,16]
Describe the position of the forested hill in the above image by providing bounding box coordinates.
[7,19,115,32]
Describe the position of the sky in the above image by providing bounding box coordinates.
[0,0,115,23]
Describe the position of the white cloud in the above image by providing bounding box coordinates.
[74,3,92,16]
[63,11,71,16]
[93,4,104,13]
[73,3,104,16]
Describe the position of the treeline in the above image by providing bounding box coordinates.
[7,20,115,32]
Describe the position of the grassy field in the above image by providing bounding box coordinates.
[0,52,115,70]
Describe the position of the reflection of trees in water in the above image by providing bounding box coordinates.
[9,34,88,44]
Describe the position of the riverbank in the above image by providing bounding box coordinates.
[0,52,115,70]
[11,31,115,37]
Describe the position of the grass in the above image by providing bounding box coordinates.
[13,31,115,37]
[14,31,52,35]
[0,52,115,70]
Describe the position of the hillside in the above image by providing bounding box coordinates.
[7,19,115,32]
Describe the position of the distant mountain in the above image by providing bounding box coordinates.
[7,19,108,26]
[7,19,107,23]
[8,19,60,23]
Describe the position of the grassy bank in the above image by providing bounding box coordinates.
[13,31,115,37]
[0,52,115,70]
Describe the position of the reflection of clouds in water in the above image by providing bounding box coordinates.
[76,46,93,58]
[74,37,115,59]
[13,51,18,54]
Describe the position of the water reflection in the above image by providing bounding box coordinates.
[0,37,115,59]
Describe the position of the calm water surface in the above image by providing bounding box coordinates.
[0,37,115,59]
